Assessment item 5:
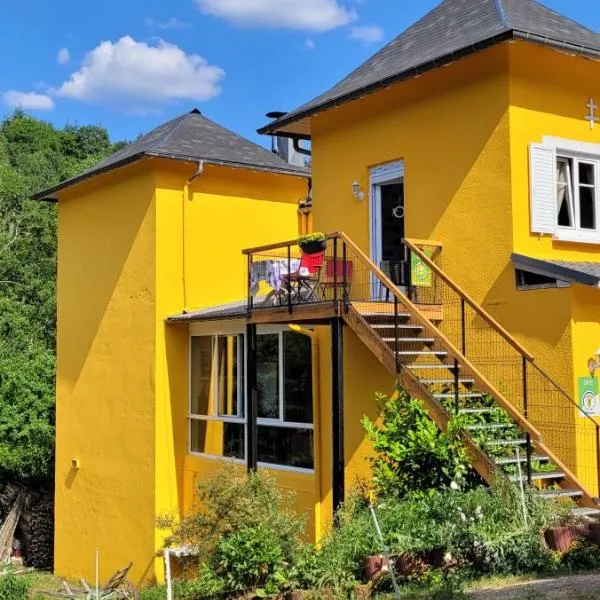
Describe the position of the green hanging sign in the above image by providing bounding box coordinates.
[579,376,600,416]
[411,250,433,288]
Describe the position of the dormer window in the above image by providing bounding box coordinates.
[530,139,600,244]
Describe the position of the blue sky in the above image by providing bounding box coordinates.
[1,0,598,148]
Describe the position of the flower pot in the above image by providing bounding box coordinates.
[285,591,309,600]
[425,547,446,568]
[363,555,386,582]
[299,239,327,254]
[395,552,427,577]
[544,524,591,552]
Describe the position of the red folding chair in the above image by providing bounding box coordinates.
[319,258,354,301]
[282,251,325,302]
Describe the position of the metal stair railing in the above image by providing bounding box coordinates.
[404,238,600,497]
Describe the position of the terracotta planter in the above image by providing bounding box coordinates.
[285,591,309,600]
[395,552,428,577]
[589,522,600,545]
[363,555,387,582]
[425,547,446,568]
[544,524,591,552]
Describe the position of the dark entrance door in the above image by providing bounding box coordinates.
[379,182,406,287]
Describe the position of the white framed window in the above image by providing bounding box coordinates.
[530,139,600,243]
[189,334,246,461]
[188,329,314,472]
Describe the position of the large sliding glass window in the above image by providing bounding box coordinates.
[188,330,314,471]
[257,332,314,470]
[189,335,245,460]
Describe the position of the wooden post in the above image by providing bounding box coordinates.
[331,317,345,513]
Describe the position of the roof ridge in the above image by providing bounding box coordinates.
[151,112,191,153]
[493,0,511,29]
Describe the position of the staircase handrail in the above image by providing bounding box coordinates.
[404,238,533,360]
[404,238,600,429]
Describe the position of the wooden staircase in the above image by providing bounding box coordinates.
[338,234,600,513]
[243,231,600,514]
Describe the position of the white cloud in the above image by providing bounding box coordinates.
[145,17,192,29]
[348,25,384,43]
[3,90,55,111]
[195,0,356,32]
[305,39,316,50]
[57,47,70,65]
[55,36,224,111]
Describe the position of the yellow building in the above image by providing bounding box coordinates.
[42,0,600,586]
[253,0,600,535]
[36,110,309,583]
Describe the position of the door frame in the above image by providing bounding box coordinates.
[369,160,405,269]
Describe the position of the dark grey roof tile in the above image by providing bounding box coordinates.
[261,0,600,135]
[37,110,308,200]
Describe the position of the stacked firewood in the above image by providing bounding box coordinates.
[0,483,54,570]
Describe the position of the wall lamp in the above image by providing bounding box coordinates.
[352,181,365,201]
[588,348,600,376]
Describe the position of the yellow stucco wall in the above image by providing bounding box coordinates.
[507,42,600,490]
[55,163,158,585]
[153,161,307,578]
[55,157,307,583]
[308,40,600,497]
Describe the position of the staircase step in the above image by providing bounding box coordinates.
[459,408,498,415]
[420,378,475,386]
[466,423,515,431]
[382,337,435,344]
[408,363,459,371]
[372,324,423,331]
[538,489,584,499]
[361,312,410,320]
[495,454,549,466]
[509,471,566,483]
[396,350,448,357]
[434,392,484,400]
[486,438,528,447]
[572,507,600,518]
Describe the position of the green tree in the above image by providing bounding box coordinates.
[0,110,124,483]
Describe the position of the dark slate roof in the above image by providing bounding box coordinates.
[512,254,600,287]
[167,301,247,324]
[260,0,600,136]
[36,110,309,200]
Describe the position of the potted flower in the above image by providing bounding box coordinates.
[298,232,327,255]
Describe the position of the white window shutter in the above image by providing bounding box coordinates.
[529,144,556,234]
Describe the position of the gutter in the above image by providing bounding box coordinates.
[34,152,310,202]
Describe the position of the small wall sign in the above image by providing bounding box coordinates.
[410,250,433,288]
[578,376,600,416]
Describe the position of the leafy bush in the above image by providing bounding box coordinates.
[362,390,478,499]
[0,573,28,600]
[562,540,600,572]
[298,232,326,244]
[159,464,308,597]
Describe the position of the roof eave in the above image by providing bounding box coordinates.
[34,151,309,202]
[511,253,600,287]
[259,30,600,137]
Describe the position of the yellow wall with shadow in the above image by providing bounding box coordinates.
[55,157,307,584]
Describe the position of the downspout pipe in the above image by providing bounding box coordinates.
[182,161,206,310]
[293,137,312,158]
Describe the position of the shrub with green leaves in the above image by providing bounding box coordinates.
[362,390,479,498]
[159,464,308,597]
[0,573,28,600]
